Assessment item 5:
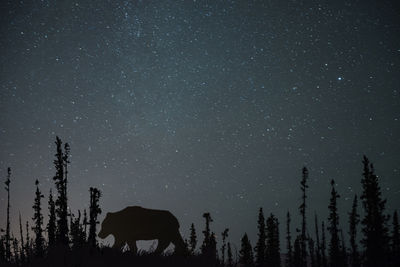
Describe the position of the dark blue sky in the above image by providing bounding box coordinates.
[0,0,399,249]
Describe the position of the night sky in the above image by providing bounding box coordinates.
[1,0,399,249]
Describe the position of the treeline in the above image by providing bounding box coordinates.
[0,137,102,265]
[184,158,399,267]
[0,137,399,267]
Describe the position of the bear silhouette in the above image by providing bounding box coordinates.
[98,206,186,254]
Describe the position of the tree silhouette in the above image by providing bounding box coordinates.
[360,156,390,267]
[221,228,229,265]
[239,233,254,267]
[201,212,213,256]
[299,167,309,267]
[0,235,5,262]
[266,213,280,267]
[25,221,31,259]
[19,213,25,263]
[348,195,360,267]
[209,232,218,260]
[308,234,316,267]
[47,190,56,249]
[83,209,88,241]
[328,179,341,267]
[391,210,400,266]
[53,136,69,245]
[70,210,86,250]
[293,235,302,267]
[314,213,321,267]
[340,229,347,267]
[227,242,233,267]
[12,235,19,263]
[32,180,44,257]
[321,221,327,267]
[88,187,101,248]
[189,223,197,255]
[4,167,11,261]
[286,211,293,267]
[255,207,266,267]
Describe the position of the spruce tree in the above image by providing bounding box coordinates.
[255,207,266,267]
[70,210,86,250]
[293,235,302,267]
[328,179,341,267]
[308,234,316,267]
[4,167,11,261]
[83,209,88,242]
[299,167,309,267]
[189,223,197,255]
[266,214,280,267]
[201,212,213,255]
[88,187,101,248]
[360,156,389,267]
[12,235,19,264]
[47,190,56,249]
[0,236,5,262]
[321,221,327,267]
[286,211,293,267]
[209,232,218,260]
[348,195,360,267]
[227,242,233,267]
[53,136,69,245]
[239,233,254,267]
[314,214,321,267]
[32,180,44,257]
[25,221,31,259]
[221,228,229,264]
[19,213,25,263]
[340,229,347,267]
[391,210,400,266]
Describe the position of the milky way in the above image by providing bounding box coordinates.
[0,0,399,248]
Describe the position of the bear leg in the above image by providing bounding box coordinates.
[171,230,186,254]
[127,240,138,254]
[112,237,126,251]
[155,239,170,254]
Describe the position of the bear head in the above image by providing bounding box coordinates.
[98,212,113,239]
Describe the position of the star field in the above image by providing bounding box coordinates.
[0,0,399,248]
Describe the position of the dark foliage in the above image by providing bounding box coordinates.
[189,223,197,255]
[328,179,341,267]
[32,180,45,257]
[221,228,229,265]
[265,213,280,267]
[227,242,233,267]
[391,210,400,266]
[340,229,347,267]
[239,233,254,267]
[299,166,308,267]
[88,187,102,248]
[285,211,293,267]
[4,167,11,261]
[53,137,69,245]
[308,234,315,267]
[293,235,302,267]
[314,213,321,267]
[360,156,390,267]
[201,212,216,259]
[70,210,86,250]
[47,190,56,249]
[19,213,25,263]
[348,195,360,267]
[255,207,266,267]
[321,221,327,267]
